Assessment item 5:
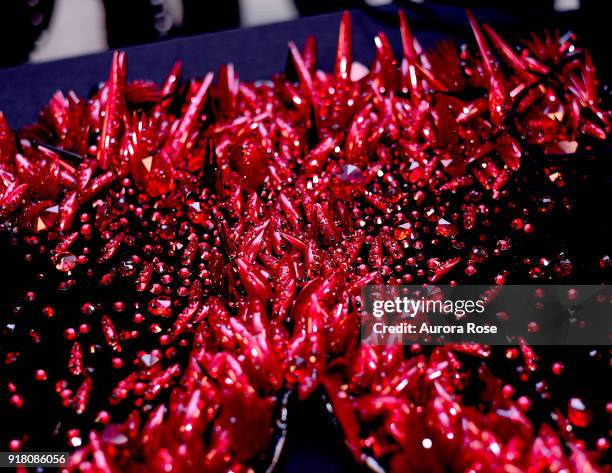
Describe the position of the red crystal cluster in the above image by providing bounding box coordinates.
[1,10,611,473]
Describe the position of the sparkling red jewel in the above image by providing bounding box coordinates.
[55,252,77,272]
[568,397,593,428]
[148,296,173,317]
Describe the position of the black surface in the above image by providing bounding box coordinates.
[279,392,369,473]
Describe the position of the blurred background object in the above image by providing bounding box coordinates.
[0,0,608,83]
[1,0,57,66]
[28,0,106,63]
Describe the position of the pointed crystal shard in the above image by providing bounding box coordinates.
[36,217,46,232]
[141,156,153,172]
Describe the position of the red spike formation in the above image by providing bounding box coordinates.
[0,11,611,473]
[466,10,508,126]
[335,11,353,81]
[96,51,127,171]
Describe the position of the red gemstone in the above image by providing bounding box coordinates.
[55,252,77,272]
[148,296,172,317]
[568,398,592,428]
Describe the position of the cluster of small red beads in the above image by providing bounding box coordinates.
[1,10,611,473]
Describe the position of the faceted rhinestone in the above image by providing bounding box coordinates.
[338,164,365,183]
[148,296,172,317]
[394,222,416,241]
[55,252,77,272]
[140,353,161,368]
[36,205,60,232]
[435,218,458,238]
[568,398,592,428]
